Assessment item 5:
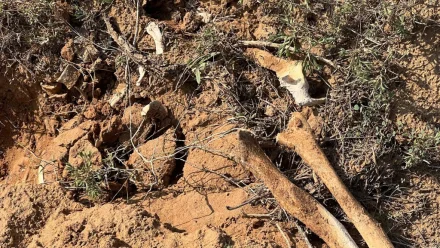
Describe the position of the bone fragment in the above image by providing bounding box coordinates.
[146,22,164,55]
[141,100,168,120]
[245,48,325,106]
[109,83,127,108]
[136,66,146,86]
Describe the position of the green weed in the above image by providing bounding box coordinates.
[187,52,219,84]
[403,128,440,168]
[66,151,103,199]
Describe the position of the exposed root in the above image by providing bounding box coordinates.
[232,130,358,248]
[103,16,146,64]
[277,112,394,248]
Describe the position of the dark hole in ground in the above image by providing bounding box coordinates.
[143,0,176,20]
[307,74,330,99]
[226,0,239,9]
[95,70,117,95]
[145,121,172,142]
[306,12,318,26]
[170,127,187,184]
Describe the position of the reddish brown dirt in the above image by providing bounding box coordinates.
[0,184,298,248]
[1,0,439,247]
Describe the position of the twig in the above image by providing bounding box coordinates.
[103,16,145,65]
[240,40,337,68]
[294,221,314,248]
[346,28,382,46]
[275,223,292,248]
[226,192,271,210]
[16,142,53,165]
[124,59,158,188]
[132,0,140,46]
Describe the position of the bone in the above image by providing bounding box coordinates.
[196,8,212,23]
[41,82,62,95]
[136,66,146,86]
[245,48,325,106]
[277,112,394,248]
[232,130,358,248]
[146,22,164,55]
[141,100,168,120]
[109,83,127,108]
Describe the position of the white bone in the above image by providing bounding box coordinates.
[136,66,146,86]
[146,22,164,55]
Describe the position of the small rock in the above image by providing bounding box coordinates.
[59,115,83,132]
[83,105,98,119]
[122,104,145,129]
[54,121,94,147]
[253,22,277,40]
[57,65,81,90]
[68,139,102,169]
[98,116,123,146]
[301,106,323,136]
[120,104,151,146]
[61,39,75,61]
[100,102,112,116]
[127,131,176,189]
[44,117,59,135]
[82,45,99,63]
[91,57,105,71]
[264,105,276,117]
[181,12,202,32]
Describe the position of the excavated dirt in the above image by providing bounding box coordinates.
[1,0,439,247]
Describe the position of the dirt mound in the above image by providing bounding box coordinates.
[0,184,77,247]
[0,184,293,248]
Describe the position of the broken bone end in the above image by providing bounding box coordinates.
[141,100,168,120]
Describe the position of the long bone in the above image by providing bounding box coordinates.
[277,113,393,248]
[231,130,358,248]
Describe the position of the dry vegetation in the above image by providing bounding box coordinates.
[1,0,440,247]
